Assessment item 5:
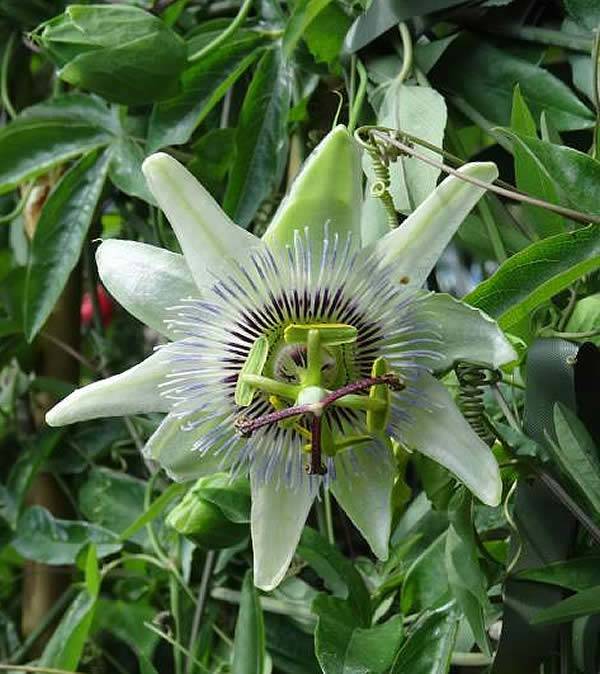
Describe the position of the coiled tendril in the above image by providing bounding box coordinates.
[455,362,500,447]
[355,127,412,231]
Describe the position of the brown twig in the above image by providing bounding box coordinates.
[360,127,600,226]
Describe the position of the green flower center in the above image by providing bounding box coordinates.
[234,322,404,475]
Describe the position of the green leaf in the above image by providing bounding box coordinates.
[0,99,112,194]
[565,293,600,346]
[84,543,100,597]
[12,505,122,564]
[564,0,600,30]
[313,594,403,674]
[369,82,447,217]
[390,608,459,674]
[24,149,109,341]
[232,571,266,674]
[0,1,54,27]
[264,613,321,674]
[498,129,600,216]
[445,489,491,655]
[297,527,371,626]
[570,52,594,102]
[19,93,118,131]
[510,86,565,238]
[465,225,600,329]
[107,135,155,204]
[491,481,577,672]
[517,557,600,591]
[548,403,600,518]
[391,492,448,564]
[138,654,160,674]
[401,533,450,614]
[303,4,351,70]
[187,128,236,196]
[283,0,334,58]
[119,482,186,542]
[93,600,159,659]
[148,30,265,151]
[346,0,467,52]
[533,585,600,625]
[431,34,594,131]
[38,590,97,671]
[38,5,187,105]
[510,83,537,137]
[6,428,64,522]
[224,47,292,228]
[457,208,531,261]
[78,467,148,546]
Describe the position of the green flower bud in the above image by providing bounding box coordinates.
[166,474,250,550]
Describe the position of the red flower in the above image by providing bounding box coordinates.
[81,284,114,328]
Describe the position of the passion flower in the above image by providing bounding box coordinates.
[46,126,515,589]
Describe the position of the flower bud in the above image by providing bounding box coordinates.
[166,474,250,549]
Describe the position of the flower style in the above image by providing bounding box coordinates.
[46,126,516,590]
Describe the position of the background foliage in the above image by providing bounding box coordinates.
[0,0,599,673]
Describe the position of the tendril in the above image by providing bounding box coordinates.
[355,127,411,230]
[355,125,600,226]
[455,362,501,447]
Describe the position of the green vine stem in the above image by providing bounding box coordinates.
[186,550,216,674]
[348,58,367,134]
[0,183,34,225]
[188,0,253,62]
[395,22,413,84]
[1,32,17,119]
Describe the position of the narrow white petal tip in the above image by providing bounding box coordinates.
[376,547,390,562]
[481,476,503,508]
[141,152,172,178]
[43,392,89,427]
[44,390,91,427]
[45,405,63,427]
[253,569,286,593]
[252,537,298,592]
[95,239,117,279]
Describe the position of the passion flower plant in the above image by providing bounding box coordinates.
[46,126,516,590]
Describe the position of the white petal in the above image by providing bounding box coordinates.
[416,293,517,372]
[96,239,198,338]
[250,469,315,591]
[360,186,389,247]
[263,125,363,252]
[373,162,498,287]
[142,153,262,290]
[398,372,502,506]
[143,413,231,482]
[45,349,171,426]
[331,442,394,560]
